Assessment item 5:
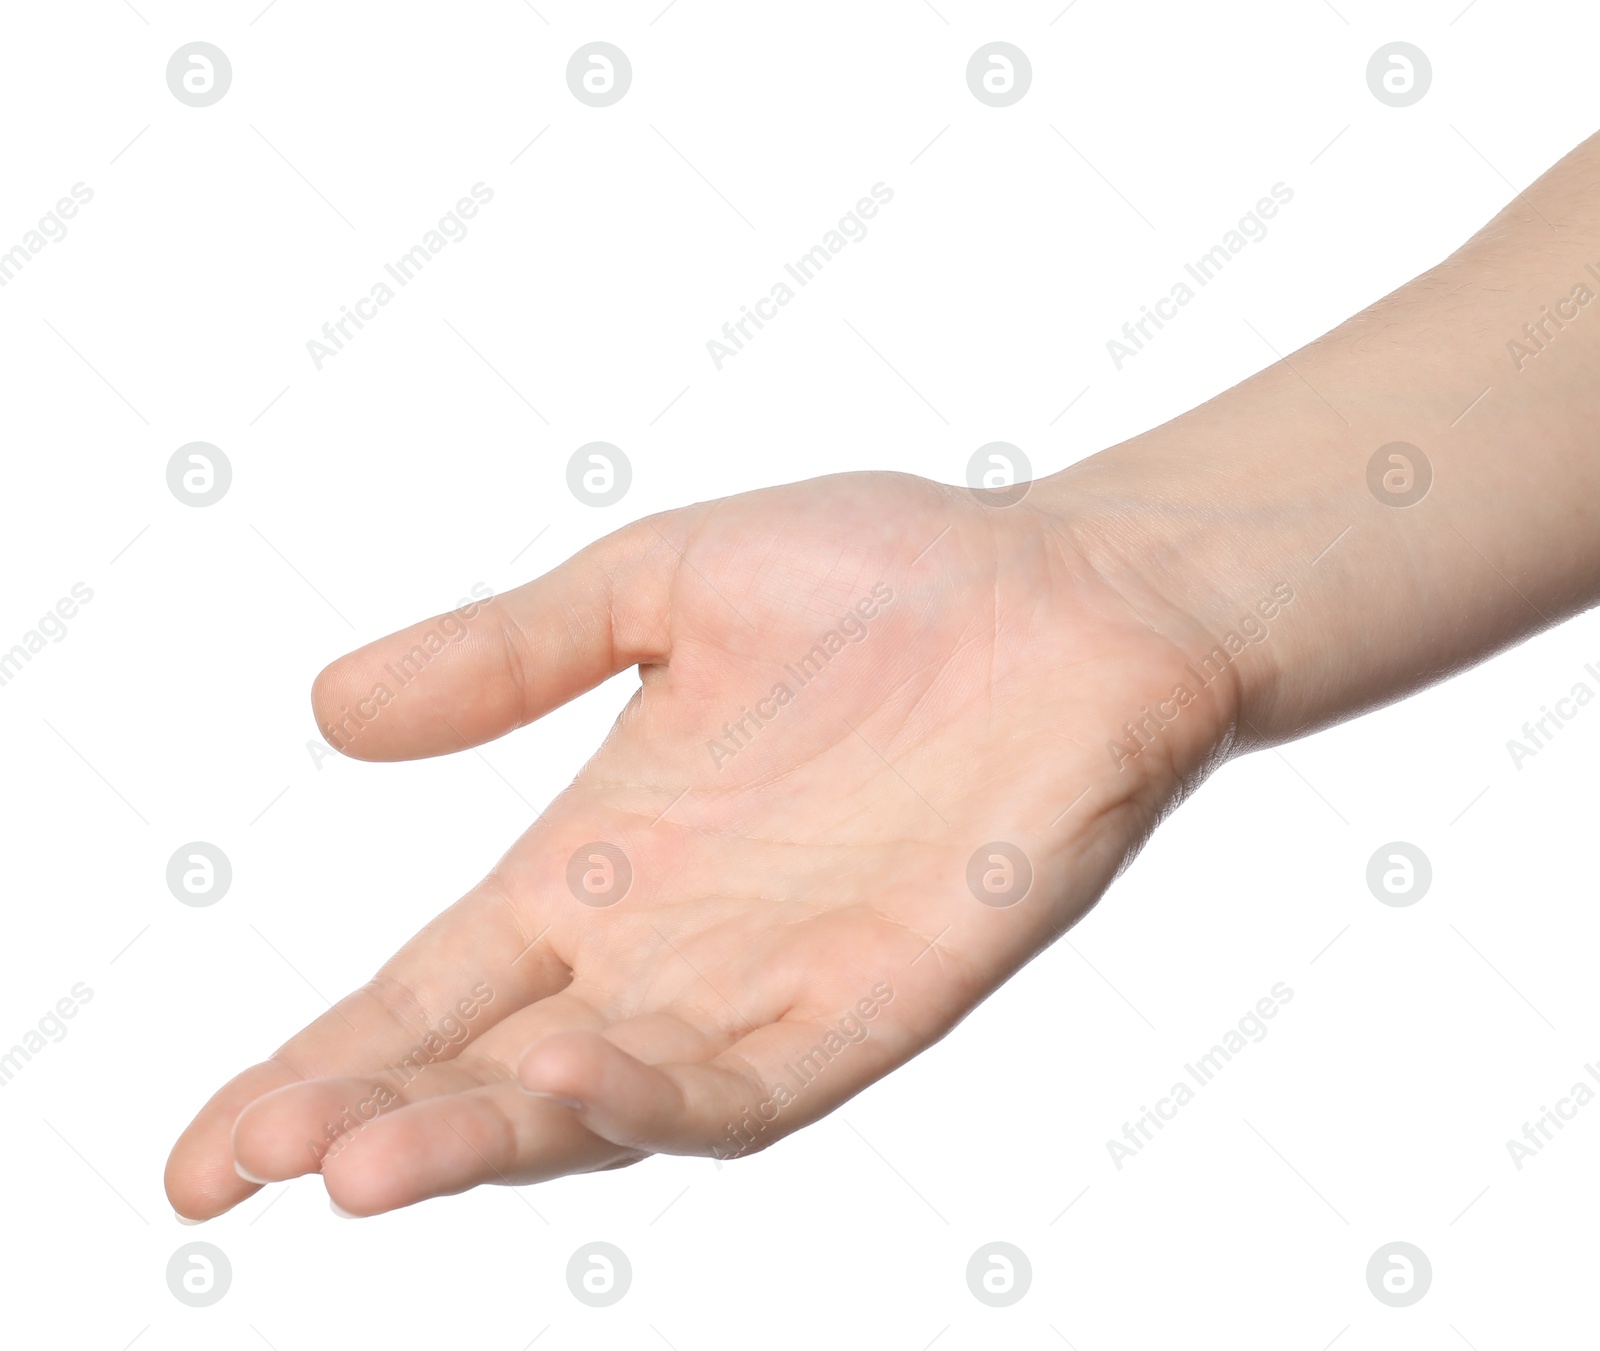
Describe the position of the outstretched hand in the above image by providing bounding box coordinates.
[166,470,1236,1219]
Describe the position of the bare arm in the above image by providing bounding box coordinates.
[1043,129,1600,749]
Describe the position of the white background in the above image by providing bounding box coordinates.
[2,0,1597,1345]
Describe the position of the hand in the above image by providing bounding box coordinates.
[165,469,1240,1219]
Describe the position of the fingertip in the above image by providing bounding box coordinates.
[232,1077,386,1185]
[319,1081,627,1215]
[309,654,382,762]
[163,1144,261,1222]
[516,1033,690,1154]
[306,525,676,763]
[322,1153,384,1218]
[516,1030,608,1100]
[230,1104,308,1187]
[165,1063,294,1220]
[317,1113,451,1218]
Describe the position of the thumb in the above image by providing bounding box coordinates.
[310,516,676,760]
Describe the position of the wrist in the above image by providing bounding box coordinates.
[1030,444,1303,759]
[1030,131,1600,762]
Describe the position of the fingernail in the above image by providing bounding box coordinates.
[174,1211,204,1226]
[521,1089,583,1110]
[330,1198,358,1218]
[234,1160,272,1185]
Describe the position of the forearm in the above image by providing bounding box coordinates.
[1042,130,1600,747]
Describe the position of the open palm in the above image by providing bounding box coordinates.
[166,470,1234,1219]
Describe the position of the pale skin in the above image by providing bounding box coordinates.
[168,131,1600,1220]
